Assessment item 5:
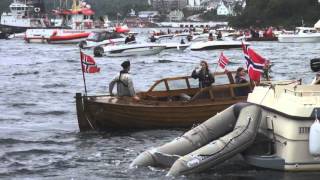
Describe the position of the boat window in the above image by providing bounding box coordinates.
[152,81,167,91]
[167,79,188,90]
[87,32,99,41]
[188,78,199,88]
[214,74,231,85]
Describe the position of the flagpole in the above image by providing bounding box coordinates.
[213,62,219,73]
[79,49,88,96]
[214,52,222,73]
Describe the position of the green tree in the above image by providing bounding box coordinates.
[230,0,320,28]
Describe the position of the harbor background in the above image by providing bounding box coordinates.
[0,28,320,179]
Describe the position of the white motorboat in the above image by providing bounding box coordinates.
[25,28,90,44]
[79,30,126,49]
[190,40,250,51]
[132,80,320,176]
[160,42,190,51]
[94,43,166,57]
[278,27,320,43]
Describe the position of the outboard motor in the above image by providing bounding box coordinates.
[311,58,320,72]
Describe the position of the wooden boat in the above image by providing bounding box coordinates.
[76,71,253,131]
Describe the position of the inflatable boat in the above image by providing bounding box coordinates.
[131,80,320,176]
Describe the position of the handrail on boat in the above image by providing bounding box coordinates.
[147,71,237,92]
[284,88,320,96]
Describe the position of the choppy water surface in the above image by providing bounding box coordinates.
[0,28,320,180]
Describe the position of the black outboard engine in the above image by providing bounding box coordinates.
[311,58,320,72]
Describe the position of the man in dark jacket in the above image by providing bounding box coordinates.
[191,60,215,88]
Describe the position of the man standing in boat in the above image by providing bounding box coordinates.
[109,61,140,101]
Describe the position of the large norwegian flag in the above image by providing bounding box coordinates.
[242,43,266,81]
[218,52,230,70]
[80,51,100,73]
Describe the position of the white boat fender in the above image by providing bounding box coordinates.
[309,111,320,157]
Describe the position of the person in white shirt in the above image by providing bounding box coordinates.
[109,60,140,101]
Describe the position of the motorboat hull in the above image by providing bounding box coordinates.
[0,24,28,34]
[25,29,90,44]
[162,42,190,50]
[190,40,250,51]
[103,44,166,57]
[278,27,320,43]
[243,84,320,171]
[278,35,320,43]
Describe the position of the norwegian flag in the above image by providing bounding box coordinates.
[242,43,266,81]
[80,51,100,73]
[218,52,230,70]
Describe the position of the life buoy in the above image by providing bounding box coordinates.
[34,7,40,13]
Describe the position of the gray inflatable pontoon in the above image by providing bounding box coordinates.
[131,103,262,176]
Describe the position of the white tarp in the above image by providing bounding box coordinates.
[314,20,320,29]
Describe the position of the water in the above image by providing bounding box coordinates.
[0,29,320,179]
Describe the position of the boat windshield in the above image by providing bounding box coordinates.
[87,32,123,41]
[87,32,99,41]
[149,71,238,92]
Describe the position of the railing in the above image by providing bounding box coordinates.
[284,88,320,97]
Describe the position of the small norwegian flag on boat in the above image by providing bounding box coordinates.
[80,51,100,73]
[218,52,230,70]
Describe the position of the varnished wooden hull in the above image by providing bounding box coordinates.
[76,93,247,131]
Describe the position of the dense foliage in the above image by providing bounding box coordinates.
[229,0,320,29]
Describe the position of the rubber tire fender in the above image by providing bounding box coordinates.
[94,46,104,57]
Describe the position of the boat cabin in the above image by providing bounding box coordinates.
[295,27,319,34]
[138,71,252,102]
[87,30,124,42]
